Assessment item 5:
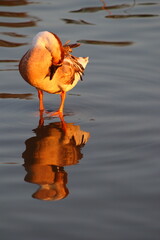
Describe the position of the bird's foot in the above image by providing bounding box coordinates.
[45,110,64,118]
[45,110,66,130]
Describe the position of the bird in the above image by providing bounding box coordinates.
[19,31,89,116]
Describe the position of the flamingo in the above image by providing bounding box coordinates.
[19,31,89,116]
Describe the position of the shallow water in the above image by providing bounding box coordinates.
[0,0,160,239]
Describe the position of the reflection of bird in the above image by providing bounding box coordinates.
[22,120,90,201]
[19,31,89,115]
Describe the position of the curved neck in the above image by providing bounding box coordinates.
[32,31,64,65]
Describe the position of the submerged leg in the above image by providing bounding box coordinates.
[37,89,44,111]
[38,110,44,127]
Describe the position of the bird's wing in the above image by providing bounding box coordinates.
[58,56,84,85]
[58,61,75,85]
[71,56,84,81]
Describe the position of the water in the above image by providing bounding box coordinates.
[0,0,160,239]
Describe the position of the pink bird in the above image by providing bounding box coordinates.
[19,31,89,116]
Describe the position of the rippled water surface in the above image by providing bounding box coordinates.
[0,0,160,239]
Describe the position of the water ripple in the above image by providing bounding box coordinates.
[61,18,94,25]
[0,11,28,18]
[70,2,160,15]
[0,93,33,99]
[70,4,131,13]
[0,39,27,47]
[1,32,27,38]
[106,14,159,19]
[0,20,38,28]
[0,0,32,6]
[0,59,19,63]
[77,39,134,47]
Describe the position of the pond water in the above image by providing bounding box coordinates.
[0,0,160,239]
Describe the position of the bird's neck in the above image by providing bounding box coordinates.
[32,31,64,65]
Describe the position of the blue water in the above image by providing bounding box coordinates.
[0,0,160,239]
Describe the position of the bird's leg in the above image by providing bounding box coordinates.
[58,91,66,113]
[37,89,44,111]
[47,91,66,117]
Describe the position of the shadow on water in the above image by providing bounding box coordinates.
[22,116,90,201]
